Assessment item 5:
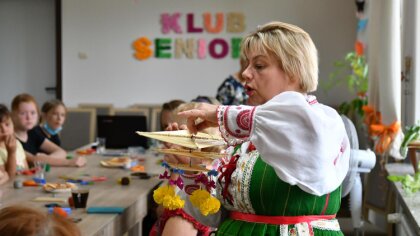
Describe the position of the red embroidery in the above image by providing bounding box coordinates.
[320,193,330,215]
[306,95,318,105]
[333,144,345,165]
[224,106,249,139]
[221,105,256,140]
[236,110,251,131]
[309,99,318,105]
[218,154,240,205]
[247,142,256,152]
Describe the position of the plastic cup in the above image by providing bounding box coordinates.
[71,188,90,208]
[34,161,45,179]
[96,137,106,154]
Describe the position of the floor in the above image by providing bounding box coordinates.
[338,217,388,236]
[338,195,388,236]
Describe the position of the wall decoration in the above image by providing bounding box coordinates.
[155,38,172,58]
[175,38,194,58]
[197,39,206,59]
[203,12,224,33]
[133,37,153,60]
[226,12,246,33]
[187,13,204,33]
[231,38,242,59]
[161,13,183,34]
[208,38,229,59]
[133,12,246,61]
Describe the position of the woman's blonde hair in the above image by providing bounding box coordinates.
[241,21,318,92]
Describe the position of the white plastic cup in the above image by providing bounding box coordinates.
[96,137,106,154]
[34,161,45,179]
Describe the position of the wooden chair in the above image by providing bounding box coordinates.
[150,106,162,132]
[130,104,162,131]
[79,103,114,116]
[60,108,96,150]
[408,140,420,173]
[112,107,150,131]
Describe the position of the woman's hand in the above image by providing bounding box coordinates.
[177,103,219,134]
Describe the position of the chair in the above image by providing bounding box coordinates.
[150,106,162,132]
[60,108,96,150]
[79,103,114,116]
[112,107,148,116]
[112,107,149,127]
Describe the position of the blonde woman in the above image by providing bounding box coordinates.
[172,22,350,236]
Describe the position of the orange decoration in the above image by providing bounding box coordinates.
[355,41,364,55]
[76,148,95,155]
[362,105,400,154]
[362,105,382,129]
[133,37,153,60]
[370,121,400,154]
[53,207,68,218]
[203,12,224,33]
[23,180,38,187]
[131,164,145,172]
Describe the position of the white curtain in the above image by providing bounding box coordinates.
[367,0,404,159]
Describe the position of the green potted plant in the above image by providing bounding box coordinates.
[323,51,368,117]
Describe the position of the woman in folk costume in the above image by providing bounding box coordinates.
[163,21,350,236]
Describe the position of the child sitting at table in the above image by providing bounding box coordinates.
[160,100,186,131]
[33,99,67,146]
[0,104,28,184]
[152,100,224,236]
[0,205,81,236]
[11,93,86,167]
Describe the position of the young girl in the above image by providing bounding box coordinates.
[160,100,186,131]
[0,104,28,184]
[33,99,66,146]
[154,101,223,236]
[0,205,81,236]
[11,94,86,167]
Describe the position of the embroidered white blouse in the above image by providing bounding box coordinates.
[217,91,350,196]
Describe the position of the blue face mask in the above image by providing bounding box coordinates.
[43,123,62,136]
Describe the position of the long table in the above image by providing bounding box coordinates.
[0,151,163,236]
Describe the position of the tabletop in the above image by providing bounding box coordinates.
[0,150,164,236]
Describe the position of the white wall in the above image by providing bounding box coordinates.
[0,0,56,106]
[402,0,420,126]
[62,0,357,107]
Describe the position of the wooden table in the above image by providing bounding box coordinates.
[408,140,420,173]
[0,151,163,236]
